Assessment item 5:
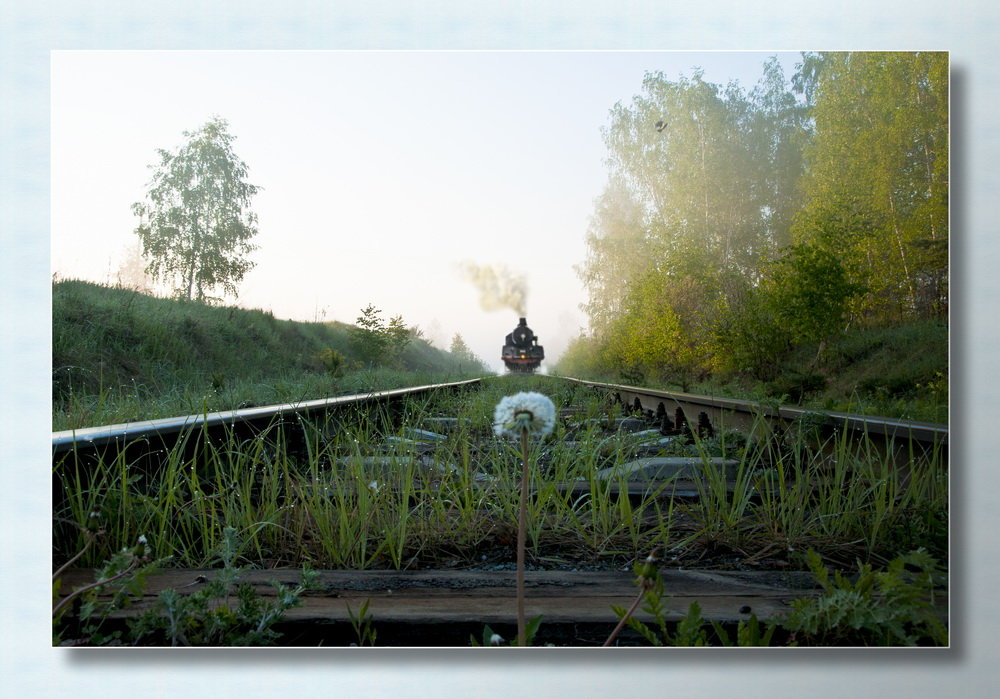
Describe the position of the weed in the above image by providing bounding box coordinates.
[53,532,164,646]
[54,375,947,574]
[54,525,322,646]
[711,614,780,647]
[605,551,714,647]
[782,549,948,646]
[127,527,321,646]
[605,547,945,647]
[346,598,377,646]
[52,373,948,646]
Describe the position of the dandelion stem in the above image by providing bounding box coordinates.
[494,391,555,647]
[604,550,661,646]
[53,528,101,583]
[517,427,529,647]
[52,557,140,618]
[603,586,646,647]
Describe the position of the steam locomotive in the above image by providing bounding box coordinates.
[501,317,544,373]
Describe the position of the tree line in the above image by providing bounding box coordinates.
[561,51,948,387]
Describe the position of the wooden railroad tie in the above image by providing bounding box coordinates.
[56,567,822,627]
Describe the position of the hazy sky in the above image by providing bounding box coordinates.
[51,50,801,372]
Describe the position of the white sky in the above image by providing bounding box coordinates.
[51,50,801,372]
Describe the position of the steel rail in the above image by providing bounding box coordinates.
[52,378,482,454]
[558,376,948,446]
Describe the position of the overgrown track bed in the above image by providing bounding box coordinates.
[52,374,949,646]
[52,374,947,483]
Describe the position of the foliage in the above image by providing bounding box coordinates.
[316,348,352,377]
[53,532,163,646]
[708,281,789,380]
[711,613,779,647]
[609,565,712,646]
[346,598,378,646]
[449,333,472,357]
[576,178,654,336]
[349,304,412,367]
[764,242,864,348]
[132,116,260,303]
[569,51,947,402]
[114,241,158,294]
[449,333,489,373]
[471,616,544,647]
[127,527,322,646]
[608,548,945,647]
[792,52,948,322]
[54,525,322,647]
[579,57,808,374]
[386,315,413,363]
[349,304,391,365]
[550,333,610,380]
[601,273,710,389]
[782,549,948,646]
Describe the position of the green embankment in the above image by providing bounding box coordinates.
[772,320,948,420]
[52,279,486,429]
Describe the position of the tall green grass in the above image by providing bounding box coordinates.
[53,376,947,574]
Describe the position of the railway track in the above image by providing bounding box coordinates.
[565,378,947,471]
[52,375,949,646]
[52,375,947,469]
[577,377,947,443]
[52,378,483,458]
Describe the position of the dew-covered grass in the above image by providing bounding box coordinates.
[53,376,948,575]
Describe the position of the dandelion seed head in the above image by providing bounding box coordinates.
[493,392,556,438]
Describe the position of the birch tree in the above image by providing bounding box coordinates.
[132,117,260,303]
[792,52,948,320]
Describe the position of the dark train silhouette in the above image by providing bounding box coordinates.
[501,317,544,373]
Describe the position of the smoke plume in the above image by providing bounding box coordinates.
[459,261,528,316]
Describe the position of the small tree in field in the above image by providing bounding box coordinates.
[132,116,260,303]
[449,333,488,373]
[449,333,472,359]
[385,315,412,364]
[349,304,412,367]
[349,304,390,366]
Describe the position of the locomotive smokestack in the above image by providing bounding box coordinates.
[519,317,526,326]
